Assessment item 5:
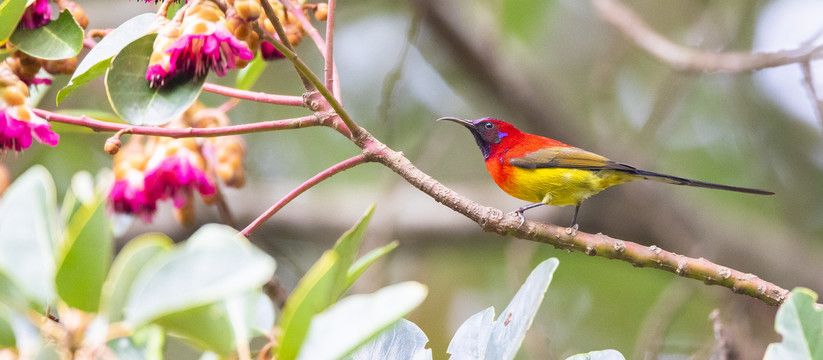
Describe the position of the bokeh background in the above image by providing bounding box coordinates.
[6,0,823,358]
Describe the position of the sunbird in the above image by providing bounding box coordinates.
[438,117,774,228]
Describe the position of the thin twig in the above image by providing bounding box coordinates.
[202,83,304,106]
[800,61,823,129]
[34,109,320,138]
[592,0,823,72]
[240,154,368,237]
[324,0,337,100]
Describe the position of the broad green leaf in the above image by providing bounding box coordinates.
[57,13,156,104]
[342,319,432,360]
[108,325,164,360]
[448,258,559,360]
[0,0,27,46]
[0,272,28,313]
[297,282,428,360]
[764,288,823,360]
[0,166,57,309]
[235,53,267,90]
[345,241,398,292]
[105,33,204,126]
[0,309,14,348]
[153,302,235,357]
[100,233,173,322]
[277,250,340,360]
[565,349,626,360]
[124,224,275,326]
[331,205,375,298]
[10,9,83,60]
[226,290,275,342]
[55,197,112,312]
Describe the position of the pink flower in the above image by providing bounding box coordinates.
[169,28,253,78]
[19,0,51,29]
[0,106,59,151]
[260,41,285,61]
[144,155,215,208]
[109,176,157,221]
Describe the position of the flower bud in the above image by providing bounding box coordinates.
[232,0,261,22]
[214,136,246,188]
[104,136,122,155]
[314,3,328,21]
[58,0,88,29]
[42,57,78,75]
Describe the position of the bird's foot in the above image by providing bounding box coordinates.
[565,223,578,236]
[507,210,526,227]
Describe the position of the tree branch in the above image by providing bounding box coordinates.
[34,109,321,138]
[591,0,823,72]
[357,131,789,306]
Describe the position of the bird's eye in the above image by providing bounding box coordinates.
[484,122,495,130]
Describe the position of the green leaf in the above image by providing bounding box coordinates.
[764,288,823,360]
[57,13,156,105]
[277,250,340,360]
[105,33,204,126]
[55,196,112,312]
[108,325,164,360]
[226,290,275,342]
[0,165,57,309]
[153,302,235,357]
[331,205,375,298]
[0,0,27,45]
[124,224,275,326]
[297,282,428,360]
[235,53,267,90]
[10,9,83,60]
[100,233,173,322]
[447,258,559,360]
[342,319,432,360]
[345,241,398,292]
[0,309,14,348]
[565,349,626,360]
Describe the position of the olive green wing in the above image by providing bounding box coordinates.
[509,147,637,172]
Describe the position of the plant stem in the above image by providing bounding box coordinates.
[202,83,305,106]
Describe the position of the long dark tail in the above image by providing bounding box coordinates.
[632,169,774,195]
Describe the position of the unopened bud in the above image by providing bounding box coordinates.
[42,57,78,75]
[105,136,122,155]
[58,0,88,29]
[314,3,328,21]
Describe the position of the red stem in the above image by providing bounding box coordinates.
[240,154,368,237]
[202,83,305,106]
[34,109,320,138]
[324,0,337,99]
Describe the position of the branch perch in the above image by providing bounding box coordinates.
[357,131,789,306]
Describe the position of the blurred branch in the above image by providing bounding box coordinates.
[592,0,823,72]
[35,109,322,138]
[800,61,823,128]
[357,131,789,306]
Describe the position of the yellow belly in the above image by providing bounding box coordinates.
[495,167,637,206]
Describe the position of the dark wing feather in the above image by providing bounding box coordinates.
[510,147,637,172]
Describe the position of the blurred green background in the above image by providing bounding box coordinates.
[6,0,823,358]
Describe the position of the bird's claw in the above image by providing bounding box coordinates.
[507,210,526,227]
[565,223,579,236]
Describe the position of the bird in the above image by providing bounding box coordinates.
[438,117,774,228]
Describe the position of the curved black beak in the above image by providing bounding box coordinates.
[436,117,473,129]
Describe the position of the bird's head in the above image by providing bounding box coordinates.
[437,117,519,159]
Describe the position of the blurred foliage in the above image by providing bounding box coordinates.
[3,0,822,358]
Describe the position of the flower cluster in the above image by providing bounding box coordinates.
[147,0,254,87]
[19,0,51,29]
[146,0,325,87]
[0,63,58,152]
[108,104,246,226]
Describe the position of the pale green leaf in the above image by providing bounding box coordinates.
[124,224,275,325]
[565,349,626,360]
[105,33,204,126]
[764,288,823,360]
[57,13,156,104]
[10,9,83,60]
[297,282,428,360]
[342,319,432,360]
[0,166,57,309]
